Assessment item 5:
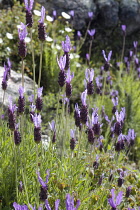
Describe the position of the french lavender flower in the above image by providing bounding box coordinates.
[30,204,43,210]
[2,64,8,90]
[65,193,81,210]
[87,29,96,39]
[125,186,132,198]
[8,97,17,131]
[86,116,95,144]
[66,69,74,98]
[126,129,136,146]
[37,170,49,201]
[98,173,104,186]
[85,68,94,95]
[13,202,28,210]
[70,129,76,150]
[112,97,118,114]
[45,199,60,210]
[52,10,57,21]
[74,103,81,129]
[133,41,138,55]
[18,86,25,114]
[118,170,125,187]
[121,25,126,36]
[62,35,72,70]
[108,189,123,210]
[115,134,125,152]
[14,124,21,145]
[24,0,34,27]
[69,10,74,20]
[38,6,46,41]
[102,50,112,71]
[49,120,56,143]
[80,89,88,124]
[92,108,101,136]
[36,87,43,111]
[114,108,125,136]
[77,31,82,40]
[18,22,27,58]
[93,155,99,169]
[57,55,66,87]
[30,103,36,122]
[32,114,42,143]
[18,181,23,193]
[95,76,103,95]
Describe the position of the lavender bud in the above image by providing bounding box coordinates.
[2,80,7,90]
[30,111,35,122]
[26,10,33,27]
[36,97,43,111]
[80,105,88,124]
[93,161,99,169]
[14,129,21,145]
[112,106,117,114]
[114,122,122,136]
[108,173,114,182]
[8,109,16,131]
[74,110,81,128]
[66,82,72,98]
[125,186,131,198]
[58,70,66,87]
[39,186,48,202]
[87,81,94,95]
[18,96,25,114]
[70,138,76,150]
[118,177,124,187]
[52,131,56,143]
[38,23,46,41]
[18,181,23,193]
[88,128,95,144]
[18,40,27,58]
[34,127,41,144]
[93,123,100,136]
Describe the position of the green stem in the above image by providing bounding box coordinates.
[21,59,24,87]
[30,28,36,99]
[14,138,18,201]
[38,42,43,88]
[36,144,39,206]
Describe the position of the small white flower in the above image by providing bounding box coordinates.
[33,10,41,16]
[6,47,11,52]
[46,36,53,42]
[6,33,13,39]
[56,44,61,50]
[75,62,81,67]
[65,27,72,32]
[61,12,70,19]
[70,53,74,59]
[0,38,3,43]
[59,30,64,34]
[46,15,53,22]
[25,37,31,43]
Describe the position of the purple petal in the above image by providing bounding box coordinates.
[36,171,46,188]
[46,169,50,184]
[29,0,34,11]
[108,51,112,61]
[19,86,24,98]
[102,50,107,61]
[81,89,87,106]
[37,87,43,98]
[70,129,75,138]
[108,198,116,208]
[111,189,115,200]
[75,199,81,210]
[121,25,126,32]
[57,55,66,70]
[55,199,60,210]
[45,200,51,210]
[49,120,55,131]
[39,6,45,23]
[116,191,123,206]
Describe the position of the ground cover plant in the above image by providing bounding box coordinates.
[0,1,140,210]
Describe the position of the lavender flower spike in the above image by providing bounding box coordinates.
[2,67,8,90]
[88,11,93,19]
[102,50,112,71]
[24,0,34,27]
[108,189,123,210]
[18,23,27,58]
[36,87,43,111]
[121,25,126,32]
[62,35,72,53]
[57,55,66,87]
[38,6,46,41]
[32,114,42,143]
[37,170,49,201]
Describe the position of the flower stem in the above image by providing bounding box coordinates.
[21,59,24,87]
[38,42,43,88]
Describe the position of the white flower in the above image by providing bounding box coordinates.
[25,37,31,43]
[65,27,72,32]
[33,10,41,16]
[0,38,3,43]
[75,62,81,67]
[46,15,53,22]
[59,30,64,34]
[6,33,13,39]
[46,36,53,42]
[61,12,70,19]
[6,47,11,52]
